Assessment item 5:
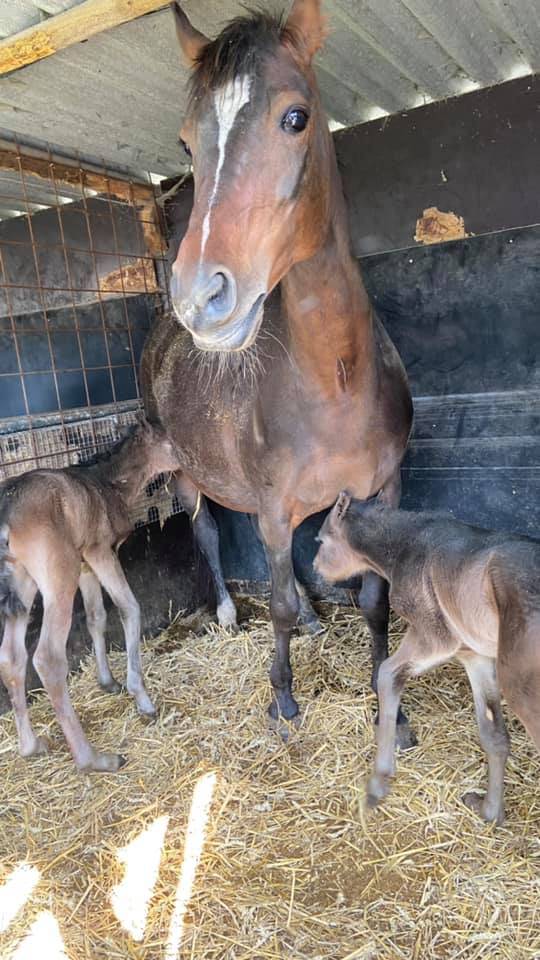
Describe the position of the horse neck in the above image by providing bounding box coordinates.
[280,170,373,397]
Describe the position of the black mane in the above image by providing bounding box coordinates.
[189,9,295,102]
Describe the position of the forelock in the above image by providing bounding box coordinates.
[188,9,301,107]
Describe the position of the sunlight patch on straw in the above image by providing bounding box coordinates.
[110,814,169,941]
[165,772,217,960]
[10,911,68,960]
[0,864,40,934]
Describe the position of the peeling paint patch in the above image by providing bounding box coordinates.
[414,206,468,245]
[99,258,158,294]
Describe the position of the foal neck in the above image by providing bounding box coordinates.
[281,162,373,397]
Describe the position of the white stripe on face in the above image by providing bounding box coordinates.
[200,75,252,262]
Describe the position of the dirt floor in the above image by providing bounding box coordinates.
[0,601,539,959]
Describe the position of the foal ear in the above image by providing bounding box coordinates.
[171,2,209,67]
[330,491,351,524]
[286,0,327,64]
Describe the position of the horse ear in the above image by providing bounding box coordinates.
[285,0,327,63]
[171,2,209,66]
[330,491,351,524]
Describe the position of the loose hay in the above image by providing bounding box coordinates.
[1,602,540,959]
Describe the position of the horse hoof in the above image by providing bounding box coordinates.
[138,705,158,722]
[216,597,239,632]
[131,689,156,718]
[462,791,504,825]
[100,678,123,695]
[21,735,50,758]
[395,722,417,752]
[269,713,301,742]
[79,751,127,773]
[268,694,299,723]
[299,614,324,637]
[366,773,390,807]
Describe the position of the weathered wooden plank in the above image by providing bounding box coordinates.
[0,0,170,75]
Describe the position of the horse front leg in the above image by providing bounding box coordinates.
[258,514,299,721]
[358,470,416,750]
[250,514,322,636]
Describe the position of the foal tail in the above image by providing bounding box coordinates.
[0,523,25,617]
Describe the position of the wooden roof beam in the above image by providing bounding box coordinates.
[0,0,170,76]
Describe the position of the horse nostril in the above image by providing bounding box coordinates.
[199,268,236,323]
[205,272,226,304]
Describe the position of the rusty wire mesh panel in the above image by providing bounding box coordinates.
[0,140,178,527]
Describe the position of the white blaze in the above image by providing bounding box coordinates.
[200,75,251,262]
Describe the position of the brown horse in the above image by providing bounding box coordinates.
[142,0,413,739]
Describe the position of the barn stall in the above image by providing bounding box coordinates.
[0,1,539,958]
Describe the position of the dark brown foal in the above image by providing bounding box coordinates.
[314,494,540,824]
[0,420,178,772]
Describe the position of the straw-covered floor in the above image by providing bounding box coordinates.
[1,600,540,959]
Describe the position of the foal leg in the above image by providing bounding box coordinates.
[366,628,452,807]
[458,652,509,824]
[175,472,238,630]
[258,513,299,722]
[33,587,125,772]
[0,576,48,758]
[359,572,415,750]
[85,548,155,718]
[359,472,414,749]
[78,565,121,694]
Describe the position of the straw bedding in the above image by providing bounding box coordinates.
[1,600,539,959]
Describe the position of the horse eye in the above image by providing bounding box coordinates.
[179,138,192,159]
[281,107,309,134]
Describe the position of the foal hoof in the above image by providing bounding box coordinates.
[21,735,50,758]
[130,688,157,719]
[366,773,390,808]
[79,751,127,774]
[100,678,123,695]
[216,597,239,633]
[462,791,505,825]
[138,704,158,722]
[395,722,417,752]
[298,613,324,637]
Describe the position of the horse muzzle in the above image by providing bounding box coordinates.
[171,265,266,351]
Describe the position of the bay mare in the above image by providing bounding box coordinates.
[142,1,413,737]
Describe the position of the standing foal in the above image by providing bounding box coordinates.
[315,494,540,824]
[0,420,178,772]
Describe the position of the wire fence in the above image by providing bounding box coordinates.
[0,140,179,527]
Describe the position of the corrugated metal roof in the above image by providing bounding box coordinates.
[0,0,537,177]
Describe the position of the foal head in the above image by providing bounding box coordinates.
[170,0,331,352]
